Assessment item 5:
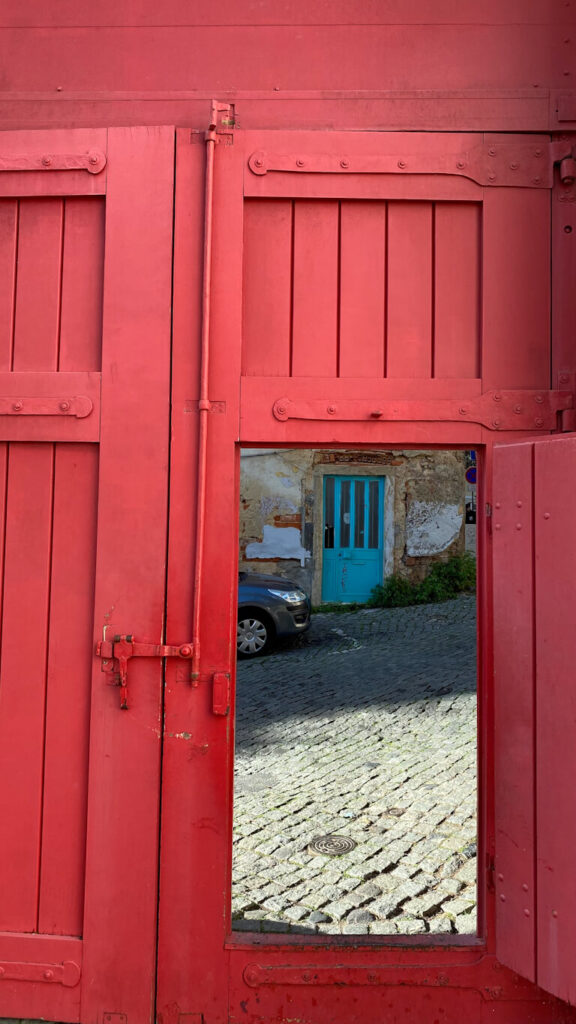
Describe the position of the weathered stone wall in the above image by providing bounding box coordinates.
[239,449,466,602]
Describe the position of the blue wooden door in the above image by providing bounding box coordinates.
[322,475,384,602]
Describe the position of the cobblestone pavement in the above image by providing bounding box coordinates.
[232,595,477,937]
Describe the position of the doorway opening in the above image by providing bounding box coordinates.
[232,447,478,939]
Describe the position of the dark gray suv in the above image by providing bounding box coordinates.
[237,572,311,657]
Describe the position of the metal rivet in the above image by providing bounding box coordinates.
[12,401,22,412]
[565,225,573,233]
[459,407,468,415]
[544,512,551,519]
[522,883,529,891]
[498,873,504,882]
[552,909,558,917]
[516,501,523,508]
[327,405,336,415]
[534,149,543,157]
[524,909,530,917]
[513,405,522,414]
[509,162,519,171]
[535,394,544,403]
[340,159,349,169]
[397,160,407,169]
[488,174,496,182]
[254,157,263,168]
[89,153,99,165]
[534,418,543,427]
[456,160,466,170]
[492,419,502,428]
[495,503,501,509]
[533,176,542,184]
[516,523,522,530]
[488,148,496,157]
[495,524,502,530]
[296,158,305,168]
[59,400,70,412]
[179,645,192,658]
[493,392,502,402]
[0,966,5,976]
[44,969,54,979]
[500,894,506,901]
[276,405,286,416]
[560,373,570,383]
[42,155,52,166]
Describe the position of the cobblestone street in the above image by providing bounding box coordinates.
[232,595,477,937]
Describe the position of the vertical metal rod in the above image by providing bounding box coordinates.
[191,121,217,679]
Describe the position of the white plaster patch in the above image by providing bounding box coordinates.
[406,501,462,556]
[246,525,311,566]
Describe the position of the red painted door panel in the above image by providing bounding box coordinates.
[159,126,576,1024]
[0,127,175,1023]
[494,434,576,1007]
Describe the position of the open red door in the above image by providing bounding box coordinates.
[494,433,576,1007]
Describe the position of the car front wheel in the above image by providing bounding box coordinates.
[237,614,272,657]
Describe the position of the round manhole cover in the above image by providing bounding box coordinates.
[308,835,357,856]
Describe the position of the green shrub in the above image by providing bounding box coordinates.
[368,553,476,609]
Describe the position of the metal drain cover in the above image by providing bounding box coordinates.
[308,834,357,856]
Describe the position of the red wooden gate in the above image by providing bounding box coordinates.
[0,127,175,1023]
[157,124,576,1024]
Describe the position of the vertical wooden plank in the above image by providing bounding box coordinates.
[534,436,576,1006]
[81,126,174,1024]
[157,129,205,1023]
[13,199,63,369]
[0,194,62,931]
[339,200,386,378]
[492,440,536,981]
[434,202,481,378]
[59,197,105,370]
[482,189,550,389]
[386,201,433,378]
[0,446,53,930]
[242,199,292,376]
[37,445,98,936]
[0,200,18,368]
[39,197,105,934]
[292,200,338,376]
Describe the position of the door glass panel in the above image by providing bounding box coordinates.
[354,480,365,549]
[340,480,351,547]
[234,447,478,941]
[324,476,335,549]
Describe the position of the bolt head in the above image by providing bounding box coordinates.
[488,173,496,182]
[44,969,54,979]
[42,155,52,166]
[12,401,22,412]
[534,417,543,427]
[488,148,496,157]
[510,162,519,171]
[397,160,406,169]
[340,159,349,169]
[59,400,70,412]
[533,176,542,185]
[492,419,502,428]
[179,645,192,658]
[296,158,305,168]
[456,160,466,170]
[327,405,336,415]
[560,373,570,383]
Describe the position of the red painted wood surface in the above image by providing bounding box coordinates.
[157,123,576,1024]
[493,434,576,1008]
[0,127,174,1024]
[493,441,536,980]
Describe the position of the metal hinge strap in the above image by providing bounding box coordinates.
[0,395,93,418]
[272,387,574,432]
[0,959,80,987]
[96,634,194,709]
[0,150,106,174]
